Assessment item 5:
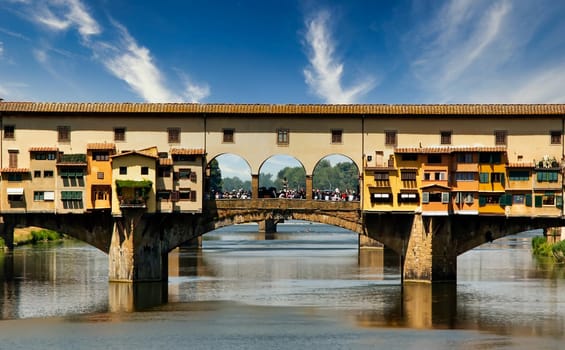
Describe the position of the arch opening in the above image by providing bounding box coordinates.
[312,154,360,201]
[258,155,306,199]
[206,153,252,199]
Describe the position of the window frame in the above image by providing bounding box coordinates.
[168,127,181,144]
[114,127,126,142]
[494,130,507,146]
[277,128,289,145]
[440,131,452,145]
[550,130,562,145]
[331,129,343,144]
[223,129,234,143]
[3,125,15,139]
[385,130,397,146]
[58,125,71,143]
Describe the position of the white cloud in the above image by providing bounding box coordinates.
[184,81,211,103]
[409,0,565,103]
[0,41,3,58]
[303,10,375,104]
[34,0,100,39]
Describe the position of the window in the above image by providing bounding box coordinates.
[513,194,525,204]
[43,170,54,178]
[401,154,418,161]
[543,192,556,206]
[97,172,104,180]
[494,130,507,145]
[4,125,14,139]
[141,166,149,175]
[34,191,44,201]
[178,168,191,179]
[456,153,473,163]
[385,130,397,146]
[455,172,474,181]
[401,171,417,181]
[370,193,392,204]
[440,131,452,145]
[34,170,41,178]
[508,171,529,181]
[93,151,109,161]
[223,129,234,143]
[398,192,419,203]
[179,190,191,201]
[551,131,562,145]
[424,172,447,180]
[61,191,83,209]
[114,127,126,142]
[34,152,56,160]
[119,166,127,175]
[537,171,559,182]
[277,129,289,145]
[491,173,504,183]
[157,190,171,201]
[374,172,389,180]
[479,152,502,164]
[58,126,70,142]
[7,173,22,181]
[479,172,489,183]
[9,150,18,168]
[427,154,442,164]
[455,192,474,204]
[331,129,342,144]
[168,128,180,143]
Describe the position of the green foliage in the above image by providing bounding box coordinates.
[274,166,306,190]
[115,180,153,198]
[60,153,87,163]
[31,229,61,243]
[313,160,359,192]
[0,237,5,249]
[259,172,275,188]
[222,177,251,191]
[532,236,565,262]
[208,159,223,192]
[552,240,565,262]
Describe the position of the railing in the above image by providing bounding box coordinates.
[119,197,147,209]
[206,198,361,211]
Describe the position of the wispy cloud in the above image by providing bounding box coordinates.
[303,10,375,104]
[409,0,565,103]
[0,41,4,58]
[10,0,210,102]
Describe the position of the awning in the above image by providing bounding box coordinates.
[44,191,55,200]
[7,188,24,195]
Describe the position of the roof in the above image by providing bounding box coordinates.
[159,158,173,166]
[110,150,158,159]
[507,162,535,168]
[395,146,507,154]
[29,147,58,152]
[87,143,116,150]
[1,102,565,116]
[170,148,206,155]
[1,168,30,173]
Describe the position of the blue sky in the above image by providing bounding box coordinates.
[3,0,565,104]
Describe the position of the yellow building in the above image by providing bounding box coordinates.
[28,147,58,213]
[110,150,158,216]
[57,153,87,214]
[86,143,116,211]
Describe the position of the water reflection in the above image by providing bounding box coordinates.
[108,282,167,312]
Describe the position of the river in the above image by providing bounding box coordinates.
[0,222,563,349]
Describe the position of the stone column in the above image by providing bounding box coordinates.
[109,209,164,282]
[358,234,383,249]
[258,219,277,233]
[402,214,456,283]
[251,174,259,199]
[305,174,313,200]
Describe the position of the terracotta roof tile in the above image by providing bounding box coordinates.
[159,158,173,166]
[507,162,535,168]
[87,143,116,150]
[29,147,58,152]
[1,168,30,173]
[170,148,206,155]
[395,146,507,154]
[1,102,565,116]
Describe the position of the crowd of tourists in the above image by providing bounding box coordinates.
[209,187,359,201]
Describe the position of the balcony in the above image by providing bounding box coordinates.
[115,179,152,209]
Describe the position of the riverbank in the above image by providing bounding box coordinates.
[532,236,565,262]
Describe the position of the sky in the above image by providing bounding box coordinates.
[2,0,565,179]
[3,0,565,105]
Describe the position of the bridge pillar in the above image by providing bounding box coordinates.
[251,174,259,199]
[0,215,16,250]
[403,214,456,283]
[358,234,383,249]
[109,209,164,283]
[305,175,313,200]
[258,219,277,233]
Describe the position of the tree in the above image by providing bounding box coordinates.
[274,166,306,190]
[208,158,223,192]
[259,172,276,188]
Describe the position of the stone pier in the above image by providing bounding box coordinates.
[258,219,279,233]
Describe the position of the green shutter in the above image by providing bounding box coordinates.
[500,173,505,187]
[479,196,486,207]
[422,192,429,204]
[61,191,69,200]
[535,195,543,208]
[479,173,489,183]
[525,194,532,207]
[501,194,512,206]
[537,172,543,182]
[557,196,563,209]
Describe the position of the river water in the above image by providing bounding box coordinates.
[0,222,564,349]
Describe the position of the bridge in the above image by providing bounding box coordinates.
[1,102,565,284]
